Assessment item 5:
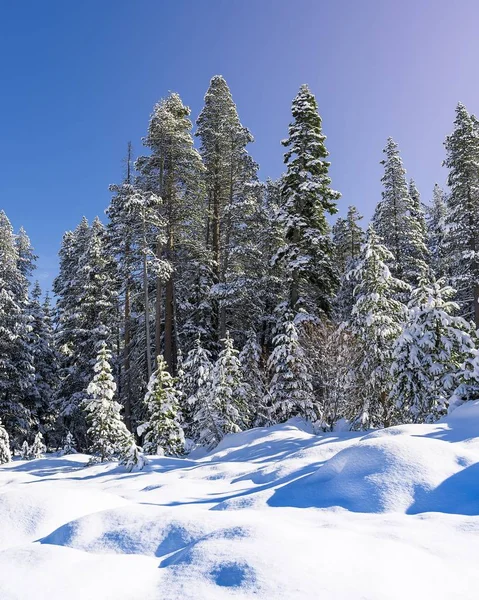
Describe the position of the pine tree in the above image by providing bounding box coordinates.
[180,336,214,439]
[0,211,35,443]
[348,225,409,428]
[332,205,365,321]
[267,308,317,426]
[137,92,204,372]
[239,330,268,427]
[26,283,58,442]
[427,183,449,278]
[138,355,184,456]
[0,419,11,464]
[20,440,31,460]
[196,75,257,341]
[275,84,340,316]
[54,217,122,448]
[407,179,430,281]
[391,278,475,423]
[373,139,427,287]
[120,439,148,472]
[31,431,46,458]
[60,431,76,456]
[83,344,132,462]
[210,332,248,434]
[443,103,479,326]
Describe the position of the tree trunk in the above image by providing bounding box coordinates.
[123,278,132,431]
[155,242,163,363]
[143,215,152,381]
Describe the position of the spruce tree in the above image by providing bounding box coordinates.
[407,179,430,281]
[210,332,248,434]
[26,283,58,442]
[138,355,184,456]
[31,431,46,458]
[196,75,258,341]
[275,84,340,316]
[137,92,204,372]
[0,211,34,443]
[180,336,214,440]
[332,205,365,321]
[427,183,449,279]
[239,330,268,427]
[348,225,409,428]
[0,419,11,464]
[83,344,132,462]
[373,139,427,287]
[391,278,475,423]
[443,103,479,326]
[267,308,317,426]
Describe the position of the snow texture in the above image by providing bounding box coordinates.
[1,403,479,599]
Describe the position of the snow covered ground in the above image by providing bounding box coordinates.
[2,404,479,599]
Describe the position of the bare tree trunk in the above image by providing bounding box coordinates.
[143,216,152,381]
[155,243,162,363]
[123,279,132,431]
[123,142,133,431]
[164,224,175,373]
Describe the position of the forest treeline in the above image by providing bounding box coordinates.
[1,76,479,465]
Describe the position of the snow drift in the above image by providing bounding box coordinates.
[1,402,479,599]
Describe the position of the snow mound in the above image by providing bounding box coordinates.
[2,402,479,598]
[269,433,479,514]
[0,486,129,549]
[41,505,211,557]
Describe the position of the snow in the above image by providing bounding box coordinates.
[2,405,479,599]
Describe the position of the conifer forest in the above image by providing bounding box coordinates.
[1,76,479,468]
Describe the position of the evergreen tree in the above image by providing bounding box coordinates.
[31,431,46,458]
[391,278,475,423]
[348,225,409,428]
[60,431,76,456]
[332,205,365,321]
[275,84,340,316]
[443,103,479,326]
[239,330,268,427]
[20,440,31,460]
[267,308,317,426]
[83,344,132,462]
[26,283,58,442]
[373,139,427,287]
[54,217,121,448]
[427,183,449,278]
[196,75,257,341]
[180,336,213,439]
[0,211,34,443]
[120,439,148,472]
[138,355,184,456]
[407,179,430,281]
[137,92,205,372]
[0,419,11,464]
[210,332,248,434]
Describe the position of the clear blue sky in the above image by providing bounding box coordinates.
[1,0,478,290]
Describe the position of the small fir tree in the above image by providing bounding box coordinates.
[31,431,46,459]
[348,225,409,428]
[267,308,317,426]
[84,344,132,463]
[0,419,11,464]
[210,332,248,435]
[138,355,185,456]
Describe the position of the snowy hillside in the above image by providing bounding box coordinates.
[2,404,479,600]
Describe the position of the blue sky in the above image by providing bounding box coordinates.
[1,0,479,290]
